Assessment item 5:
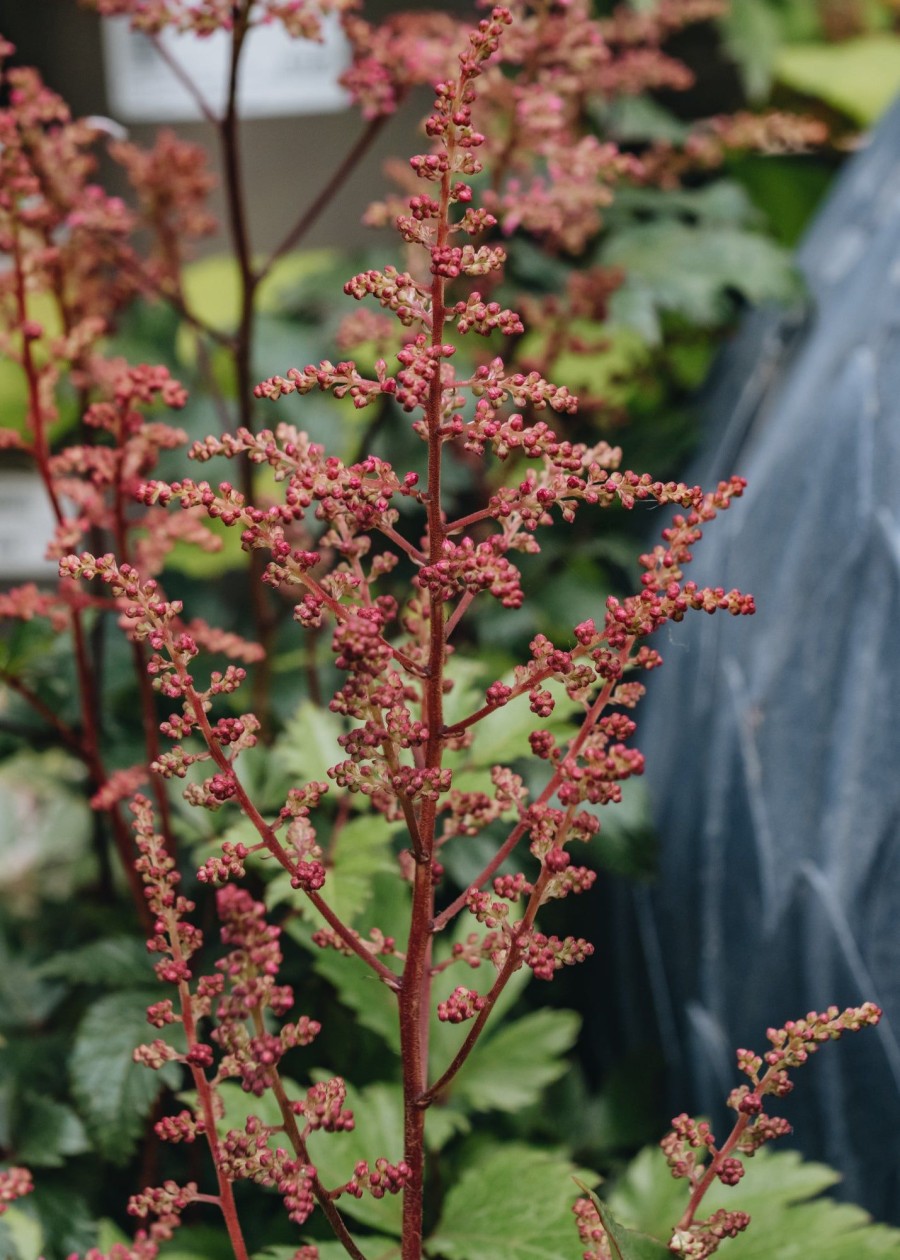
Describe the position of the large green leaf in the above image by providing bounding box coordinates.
[721,0,782,100]
[776,36,900,124]
[12,1093,90,1168]
[604,223,800,343]
[0,750,94,916]
[69,990,181,1164]
[608,1146,900,1258]
[428,1142,596,1260]
[448,1008,580,1114]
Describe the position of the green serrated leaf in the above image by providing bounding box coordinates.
[449,1009,580,1114]
[608,1146,900,1258]
[70,990,181,1164]
[286,915,401,1052]
[429,1142,596,1260]
[36,935,153,987]
[573,1180,668,1260]
[776,36,900,124]
[275,699,345,785]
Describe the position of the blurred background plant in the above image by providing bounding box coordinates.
[0,2,899,1258]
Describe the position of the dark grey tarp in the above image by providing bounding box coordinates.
[635,97,900,1222]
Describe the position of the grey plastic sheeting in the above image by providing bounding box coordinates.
[634,98,900,1220]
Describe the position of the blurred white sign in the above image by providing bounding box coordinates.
[101,13,350,121]
[0,473,58,580]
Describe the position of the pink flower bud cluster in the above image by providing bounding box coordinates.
[293,1077,355,1133]
[660,1003,883,1257]
[219,1119,316,1224]
[437,986,487,1023]
[0,1165,33,1215]
[338,1157,412,1202]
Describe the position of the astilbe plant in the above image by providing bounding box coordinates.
[0,4,883,1260]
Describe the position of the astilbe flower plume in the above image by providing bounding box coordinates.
[0,4,876,1260]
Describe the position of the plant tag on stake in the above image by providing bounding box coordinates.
[101,13,350,122]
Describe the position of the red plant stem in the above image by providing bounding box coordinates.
[215,4,282,732]
[677,1058,782,1231]
[420,865,554,1106]
[251,1010,370,1260]
[397,138,456,1260]
[677,1116,751,1233]
[433,639,634,934]
[377,520,427,565]
[168,951,250,1258]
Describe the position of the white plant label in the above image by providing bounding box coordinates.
[101,14,350,122]
[0,473,58,580]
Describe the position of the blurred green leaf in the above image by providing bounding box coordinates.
[307,1241,400,1260]
[165,515,248,577]
[721,0,783,100]
[0,750,94,915]
[27,1183,95,1260]
[776,36,900,124]
[157,1224,241,1258]
[178,250,339,336]
[0,932,65,1030]
[0,1208,42,1260]
[586,778,658,882]
[13,1093,90,1168]
[36,936,153,987]
[605,223,801,340]
[70,990,181,1164]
